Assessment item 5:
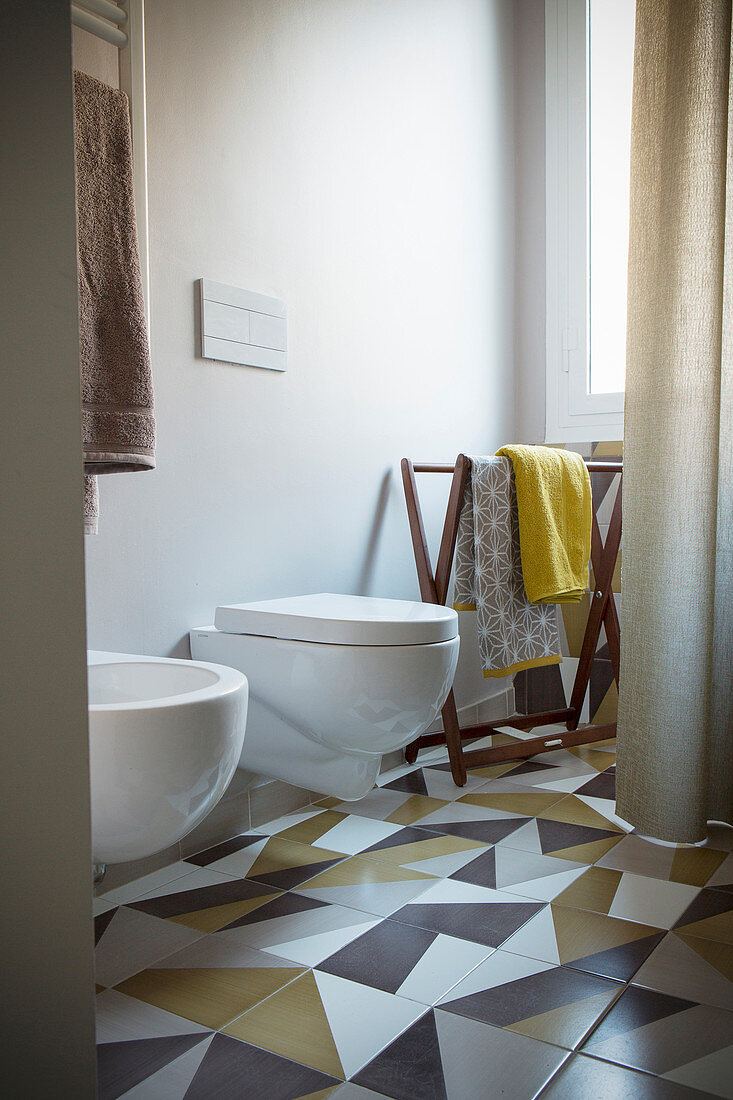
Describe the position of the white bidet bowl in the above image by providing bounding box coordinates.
[88,651,247,864]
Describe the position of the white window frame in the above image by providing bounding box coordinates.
[545,0,625,443]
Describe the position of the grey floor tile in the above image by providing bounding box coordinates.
[94,907,204,988]
[352,1008,568,1100]
[582,985,733,1097]
[542,1053,717,1098]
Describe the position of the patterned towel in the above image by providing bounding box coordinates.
[453,456,562,677]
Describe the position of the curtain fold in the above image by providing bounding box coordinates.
[617,0,733,842]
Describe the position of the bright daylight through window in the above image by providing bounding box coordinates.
[589,0,635,397]
[545,0,636,441]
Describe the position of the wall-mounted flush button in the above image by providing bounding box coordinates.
[250,311,287,352]
[198,279,287,372]
[204,299,251,343]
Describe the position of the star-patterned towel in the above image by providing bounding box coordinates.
[453,456,562,677]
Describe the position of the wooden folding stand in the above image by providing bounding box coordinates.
[401,454,623,787]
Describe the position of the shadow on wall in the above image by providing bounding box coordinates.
[168,635,193,659]
[165,467,394,660]
[356,469,392,595]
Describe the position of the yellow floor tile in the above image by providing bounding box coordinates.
[116,965,304,1030]
[224,971,345,1079]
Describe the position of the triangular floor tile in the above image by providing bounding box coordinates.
[386,795,450,826]
[498,819,543,854]
[112,1033,215,1098]
[678,933,733,983]
[393,899,545,949]
[435,1007,567,1097]
[583,986,696,1048]
[507,989,618,1048]
[383,772,430,797]
[674,890,733,944]
[167,892,281,934]
[550,835,624,864]
[574,770,616,801]
[536,819,621,859]
[314,970,425,1079]
[130,879,281,934]
[502,906,561,965]
[460,792,564,817]
[590,680,618,727]
[352,1010,446,1100]
[184,1033,340,1099]
[539,797,623,833]
[188,834,264,868]
[466,762,518,781]
[250,856,345,891]
[568,933,665,982]
[551,906,661,965]
[318,919,434,993]
[422,818,528,845]
[450,849,497,889]
[220,891,328,931]
[494,849,583,891]
[507,761,561,779]
[116,966,304,1030]
[95,906,119,947]
[96,1033,208,1100]
[224,971,345,1078]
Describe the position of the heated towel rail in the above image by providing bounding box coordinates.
[70,1,149,319]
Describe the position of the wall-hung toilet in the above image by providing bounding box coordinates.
[191,593,459,801]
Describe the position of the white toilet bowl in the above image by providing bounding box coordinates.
[190,593,459,800]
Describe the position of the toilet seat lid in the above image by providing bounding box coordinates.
[213,592,458,646]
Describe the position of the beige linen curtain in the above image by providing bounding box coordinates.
[617,0,733,842]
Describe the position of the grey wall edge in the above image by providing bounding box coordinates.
[0,1,97,1093]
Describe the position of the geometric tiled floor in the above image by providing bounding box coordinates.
[94,728,733,1098]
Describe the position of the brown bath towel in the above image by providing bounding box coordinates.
[74,70,155,481]
[83,474,98,536]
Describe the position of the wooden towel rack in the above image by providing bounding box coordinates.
[401,454,622,787]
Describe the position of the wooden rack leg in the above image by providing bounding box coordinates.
[604,596,621,687]
[406,689,467,784]
[436,691,467,784]
[401,459,440,604]
[567,481,622,729]
[592,479,622,686]
[401,457,468,786]
[599,530,621,688]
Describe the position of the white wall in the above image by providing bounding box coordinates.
[0,1,96,1091]
[84,0,518,707]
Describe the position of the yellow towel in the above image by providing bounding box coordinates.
[495,445,592,604]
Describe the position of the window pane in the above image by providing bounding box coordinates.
[588,0,635,394]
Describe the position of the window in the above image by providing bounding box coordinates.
[545,0,636,442]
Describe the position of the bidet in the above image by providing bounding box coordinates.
[88,651,247,864]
